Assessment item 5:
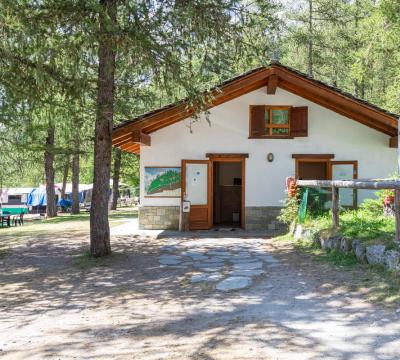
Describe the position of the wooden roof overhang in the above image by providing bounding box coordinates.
[112,63,399,155]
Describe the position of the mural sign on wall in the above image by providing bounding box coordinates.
[144,167,181,198]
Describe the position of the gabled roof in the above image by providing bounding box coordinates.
[112,62,399,154]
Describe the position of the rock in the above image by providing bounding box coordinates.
[320,237,329,250]
[216,276,252,292]
[232,261,263,271]
[228,269,265,277]
[256,254,279,265]
[190,273,223,283]
[324,236,341,251]
[352,240,367,263]
[294,224,303,240]
[366,244,386,265]
[340,238,352,253]
[159,255,182,265]
[384,250,400,270]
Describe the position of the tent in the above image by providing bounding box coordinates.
[27,186,47,206]
[55,183,93,205]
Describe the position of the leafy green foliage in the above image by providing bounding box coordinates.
[302,202,396,248]
[278,195,299,225]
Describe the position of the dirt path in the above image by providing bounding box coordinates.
[1,222,400,359]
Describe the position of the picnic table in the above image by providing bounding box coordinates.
[1,213,11,227]
[0,212,24,228]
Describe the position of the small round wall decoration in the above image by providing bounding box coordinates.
[267,153,274,162]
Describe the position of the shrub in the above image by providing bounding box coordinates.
[278,195,299,225]
[359,198,383,216]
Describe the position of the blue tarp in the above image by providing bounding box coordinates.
[27,188,47,206]
[27,187,87,207]
[58,198,72,207]
[58,192,85,205]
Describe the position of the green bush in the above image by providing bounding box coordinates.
[278,196,299,225]
[359,198,383,216]
[301,199,396,248]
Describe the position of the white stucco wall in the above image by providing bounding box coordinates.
[140,87,396,207]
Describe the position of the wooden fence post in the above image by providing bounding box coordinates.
[332,186,339,228]
[395,190,400,243]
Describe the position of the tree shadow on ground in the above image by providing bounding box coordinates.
[1,232,400,359]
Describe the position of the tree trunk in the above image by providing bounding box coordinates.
[71,134,80,214]
[110,148,121,210]
[44,125,57,218]
[61,156,70,199]
[307,0,313,77]
[90,0,117,257]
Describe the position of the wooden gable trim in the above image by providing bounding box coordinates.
[279,80,395,136]
[112,67,273,142]
[267,74,279,94]
[276,68,397,135]
[113,63,399,154]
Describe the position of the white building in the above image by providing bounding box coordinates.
[113,63,398,231]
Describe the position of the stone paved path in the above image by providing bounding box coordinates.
[158,238,276,291]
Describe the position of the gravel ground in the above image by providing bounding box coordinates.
[1,220,400,359]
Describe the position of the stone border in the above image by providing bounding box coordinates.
[295,225,400,271]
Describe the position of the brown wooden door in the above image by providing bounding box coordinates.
[182,160,212,230]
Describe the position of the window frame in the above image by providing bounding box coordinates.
[249,105,293,139]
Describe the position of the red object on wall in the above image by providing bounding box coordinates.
[286,176,298,198]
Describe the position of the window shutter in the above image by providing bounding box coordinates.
[250,106,265,137]
[291,106,308,137]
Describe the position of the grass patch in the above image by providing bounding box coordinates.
[302,206,396,249]
[72,249,124,270]
[293,237,359,267]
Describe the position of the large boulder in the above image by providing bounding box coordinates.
[366,244,386,266]
[352,240,367,263]
[384,250,400,271]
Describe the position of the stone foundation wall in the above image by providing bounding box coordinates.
[139,205,286,232]
[245,206,287,232]
[139,206,180,230]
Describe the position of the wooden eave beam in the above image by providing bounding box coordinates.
[390,136,398,148]
[267,74,279,94]
[118,142,140,153]
[275,67,397,131]
[113,131,151,149]
[112,133,133,146]
[132,130,151,146]
[118,141,138,151]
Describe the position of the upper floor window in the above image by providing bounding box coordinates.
[249,105,308,138]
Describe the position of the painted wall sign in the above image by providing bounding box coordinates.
[144,167,181,198]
